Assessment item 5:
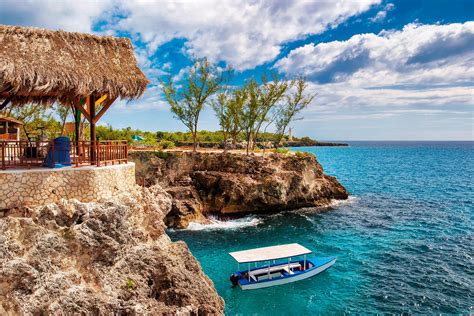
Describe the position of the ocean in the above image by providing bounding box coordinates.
[168,141,473,314]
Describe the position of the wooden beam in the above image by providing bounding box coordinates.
[0,96,13,111]
[93,97,117,124]
[95,94,108,106]
[90,95,97,163]
[70,97,91,122]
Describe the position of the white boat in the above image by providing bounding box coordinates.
[229,243,336,290]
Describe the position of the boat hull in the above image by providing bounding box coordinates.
[238,257,336,290]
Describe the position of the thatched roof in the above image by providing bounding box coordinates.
[0,25,149,105]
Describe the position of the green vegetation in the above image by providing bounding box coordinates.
[161,58,231,152]
[274,77,314,150]
[1,104,62,141]
[1,57,316,155]
[160,58,315,155]
[151,150,170,159]
[273,147,290,154]
[295,151,308,158]
[61,228,75,240]
[124,278,137,291]
[212,89,245,149]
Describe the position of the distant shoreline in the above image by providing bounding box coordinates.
[173,141,349,149]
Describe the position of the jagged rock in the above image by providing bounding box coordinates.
[130,151,349,228]
[0,185,224,315]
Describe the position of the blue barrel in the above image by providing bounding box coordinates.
[44,137,72,168]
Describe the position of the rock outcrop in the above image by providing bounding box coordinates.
[131,151,348,228]
[0,185,224,315]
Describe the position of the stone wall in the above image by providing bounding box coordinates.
[0,163,136,210]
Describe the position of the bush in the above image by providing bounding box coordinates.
[159,140,176,149]
[152,151,169,159]
[124,278,137,291]
[273,147,289,154]
[295,151,306,158]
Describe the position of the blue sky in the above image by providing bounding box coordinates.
[1,0,473,140]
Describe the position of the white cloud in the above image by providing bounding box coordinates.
[277,22,474,84]
[0,0,113,32]
[113,85,168,111]
[110,0,380,70]
[276,22,474,113]
[369,3,394,23]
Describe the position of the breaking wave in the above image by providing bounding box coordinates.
[327,195,359,208]
[184,215,262,231]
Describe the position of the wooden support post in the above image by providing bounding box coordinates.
[70,97,91,122]
[92,96,116,124]
[51,141,55,168]
[89,95,96,164]
[74,99,82,161]
[1,142,5,170]
[97,141,101,167]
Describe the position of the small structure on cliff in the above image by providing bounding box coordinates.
[0,24,149,168]
[0,116,22,141]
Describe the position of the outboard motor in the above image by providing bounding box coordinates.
[230,274,240,287]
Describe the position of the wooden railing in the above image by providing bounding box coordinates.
[0,133,18,140]
[1,140,128,170]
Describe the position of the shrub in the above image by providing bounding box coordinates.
[274,148,289,154]
[62,228,75,240]
[153,150,169,159]
[159,140,176,149]
[124,278,137,291]
[295,151,306,158]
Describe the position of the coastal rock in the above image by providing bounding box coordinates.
[0,185,224,315]
[130,151,349,228]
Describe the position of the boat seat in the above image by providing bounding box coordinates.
[283,263,302,274]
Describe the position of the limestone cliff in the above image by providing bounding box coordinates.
[130,151,349,228]
[0,185,224,315]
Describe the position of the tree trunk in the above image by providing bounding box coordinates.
[246,134,251,155]
[222,133,228,153]
[192,131,197,153]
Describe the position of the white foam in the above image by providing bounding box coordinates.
[327,196,359,208]
[184,215,262,231]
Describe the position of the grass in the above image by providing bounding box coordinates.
[125,278,137,291]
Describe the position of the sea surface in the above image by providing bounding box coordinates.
[168,141,473,314]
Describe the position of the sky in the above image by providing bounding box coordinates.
[1,0,473,140]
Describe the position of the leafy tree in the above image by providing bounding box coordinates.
[251,73,289,151]
[274,77,315,149]
[161,58,231,152]
[238,73,289,155]
[239,80,260,155]
[2,104,61,140]
[212,88,246,151]
[54,104,72,136]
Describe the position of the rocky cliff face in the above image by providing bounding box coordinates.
[131,151,349,228]
[0,185,224,315]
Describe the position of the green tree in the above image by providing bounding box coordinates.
[3,104,61,140]
[239,80,260,155]
[212,88,246,151]
[161,58,231,152]
[238,73,289,155]
[252,73,289,151]
[54,104,72,136]
[274,77,315,149]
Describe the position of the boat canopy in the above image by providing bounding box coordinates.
[229,243,312,264]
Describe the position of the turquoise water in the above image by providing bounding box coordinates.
[168,141,473,314]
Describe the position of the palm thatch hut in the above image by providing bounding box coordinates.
[0,24,149,144]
